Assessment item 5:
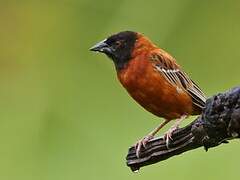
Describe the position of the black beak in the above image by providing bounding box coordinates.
[90,39,110,53]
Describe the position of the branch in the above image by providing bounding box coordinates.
[126,86,240,172]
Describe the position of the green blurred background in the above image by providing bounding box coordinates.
[0,0,240,179]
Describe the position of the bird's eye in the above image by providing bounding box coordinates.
[115,40,122,47]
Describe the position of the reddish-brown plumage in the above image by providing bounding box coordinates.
[117,33,193,120]
[91,31,206,156]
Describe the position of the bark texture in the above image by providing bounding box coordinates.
[126,87,240,172]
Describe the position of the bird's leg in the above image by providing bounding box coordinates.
[165,115,187,148]
[135,119,170,158]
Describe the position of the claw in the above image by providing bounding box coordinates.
[164,115,187,148]
[165,127,177,149]
[142,140,147,149]
[136,141,142,158]
[135,135,154,158]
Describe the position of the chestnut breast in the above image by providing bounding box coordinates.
[117,57,194,120]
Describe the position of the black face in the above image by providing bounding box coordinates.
[90,31,137,70]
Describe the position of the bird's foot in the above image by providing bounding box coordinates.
[164,127,178,148]
[135,134,154,158]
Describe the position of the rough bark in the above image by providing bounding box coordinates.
[126,87,240,172]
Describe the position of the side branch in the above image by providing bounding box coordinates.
[126,87,240,172]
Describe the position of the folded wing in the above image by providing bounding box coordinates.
[150,50,206,109]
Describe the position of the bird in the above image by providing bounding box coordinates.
[90,31,206,158]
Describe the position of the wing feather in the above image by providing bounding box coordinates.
[151,51,206,109]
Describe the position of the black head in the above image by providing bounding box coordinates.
[90,31,137,70]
